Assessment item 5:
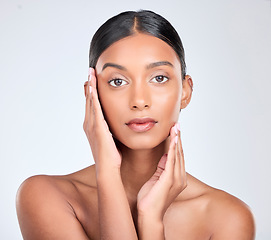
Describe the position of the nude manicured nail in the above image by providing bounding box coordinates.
[88,67,94,76]
[176,122,180,131]
[174,125,178,135]
[175,136,178,144]
[89,86,92,93]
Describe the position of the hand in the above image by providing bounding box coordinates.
[83,68,138,240]
[137,123,187,221]
[83,68,122,172]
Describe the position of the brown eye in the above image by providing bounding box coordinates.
[108,78,128,87]
[151,75,169,84]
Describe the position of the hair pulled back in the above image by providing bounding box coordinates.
[89,10,186,79]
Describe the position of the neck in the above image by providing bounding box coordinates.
[117,136,170,200]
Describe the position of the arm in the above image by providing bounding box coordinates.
[16,175,90,240]
[96,170,137,240]
[137,123,187,239]
[137,216,165,240]
[84,68,137,240]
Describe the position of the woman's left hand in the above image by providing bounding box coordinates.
[137,123,187,222]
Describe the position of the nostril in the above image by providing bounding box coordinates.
[131,104,150,110]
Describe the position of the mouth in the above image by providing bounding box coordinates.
[125,118,158,133]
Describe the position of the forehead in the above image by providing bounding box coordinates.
[95,33,181,73]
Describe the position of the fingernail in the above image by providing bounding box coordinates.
[175,136,178,144]
[89,86,92,93]
[174,125,178,135]
[88,67,94,76]
[176,122,180,132]
[88,74,92,82]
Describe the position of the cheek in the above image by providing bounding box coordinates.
[154,87,182,122]
[150,87,182,142]
[97,86,126,133]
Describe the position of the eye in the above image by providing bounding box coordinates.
[108,78,128,87]
[150,75,169,84]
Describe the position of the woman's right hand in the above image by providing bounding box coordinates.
[83,68,122,173]
[84,69,138,240]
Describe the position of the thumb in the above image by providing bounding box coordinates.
[155,153,168,176]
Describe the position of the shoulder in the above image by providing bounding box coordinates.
[16,175,64,206]
[206,188,255,239]
[16,174,90,239]
[177,174,255,239]
[16,174,75,204]
[16,165,97,203]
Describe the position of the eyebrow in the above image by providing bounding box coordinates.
[102,61,174,72]
[146,61,174,69]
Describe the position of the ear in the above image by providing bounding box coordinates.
[180,75,193,109]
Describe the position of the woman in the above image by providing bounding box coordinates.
[16,10,255,239]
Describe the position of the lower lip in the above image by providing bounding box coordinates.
[127,122,156,132]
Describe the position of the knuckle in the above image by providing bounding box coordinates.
[181,182,188,191]
[176,153,181,161]
[175,182,182,191]
[83,122,87,131]
[83,122,92,134]
[168,176,174,187]
[85,93,90,100]
[174,178,187,191]
[83,120,88,129]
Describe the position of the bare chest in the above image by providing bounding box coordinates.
[72,191,212,240]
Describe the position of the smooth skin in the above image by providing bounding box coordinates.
[16,33,255,240]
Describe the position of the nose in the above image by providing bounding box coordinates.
[129,82,151,111]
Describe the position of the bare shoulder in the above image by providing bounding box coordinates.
[17,174,73,198]
[165,174,255,239]
[16,167,96,240]
[182,175,255,240]
[171,174,255,239]
[205,187,255,239]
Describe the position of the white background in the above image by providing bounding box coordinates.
[1,0,270,239]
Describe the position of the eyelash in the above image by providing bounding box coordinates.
[151,75,169,84]
[108,75,169,88]
[108,78,127,87]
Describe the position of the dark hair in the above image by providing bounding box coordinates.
[89,10,186,79]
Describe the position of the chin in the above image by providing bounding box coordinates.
[114,134,169,151]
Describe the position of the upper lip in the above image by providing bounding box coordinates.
[126,118,157,125]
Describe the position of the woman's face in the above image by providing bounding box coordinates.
[95,33,184,150]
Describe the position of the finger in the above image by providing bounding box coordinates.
[83,69,94,130]
[84,68,93,97]
[175,128,187,188]
[157,153,167,170]
[165,125,177,176]
[154,153,168,178]
[174,124,182,179]
[84,81,88,97]
[178,131,186,179]
[85,67,94,98]
[88,69,110,132]
[171,123,179,166]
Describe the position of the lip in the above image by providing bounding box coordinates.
[126,118,157,132]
